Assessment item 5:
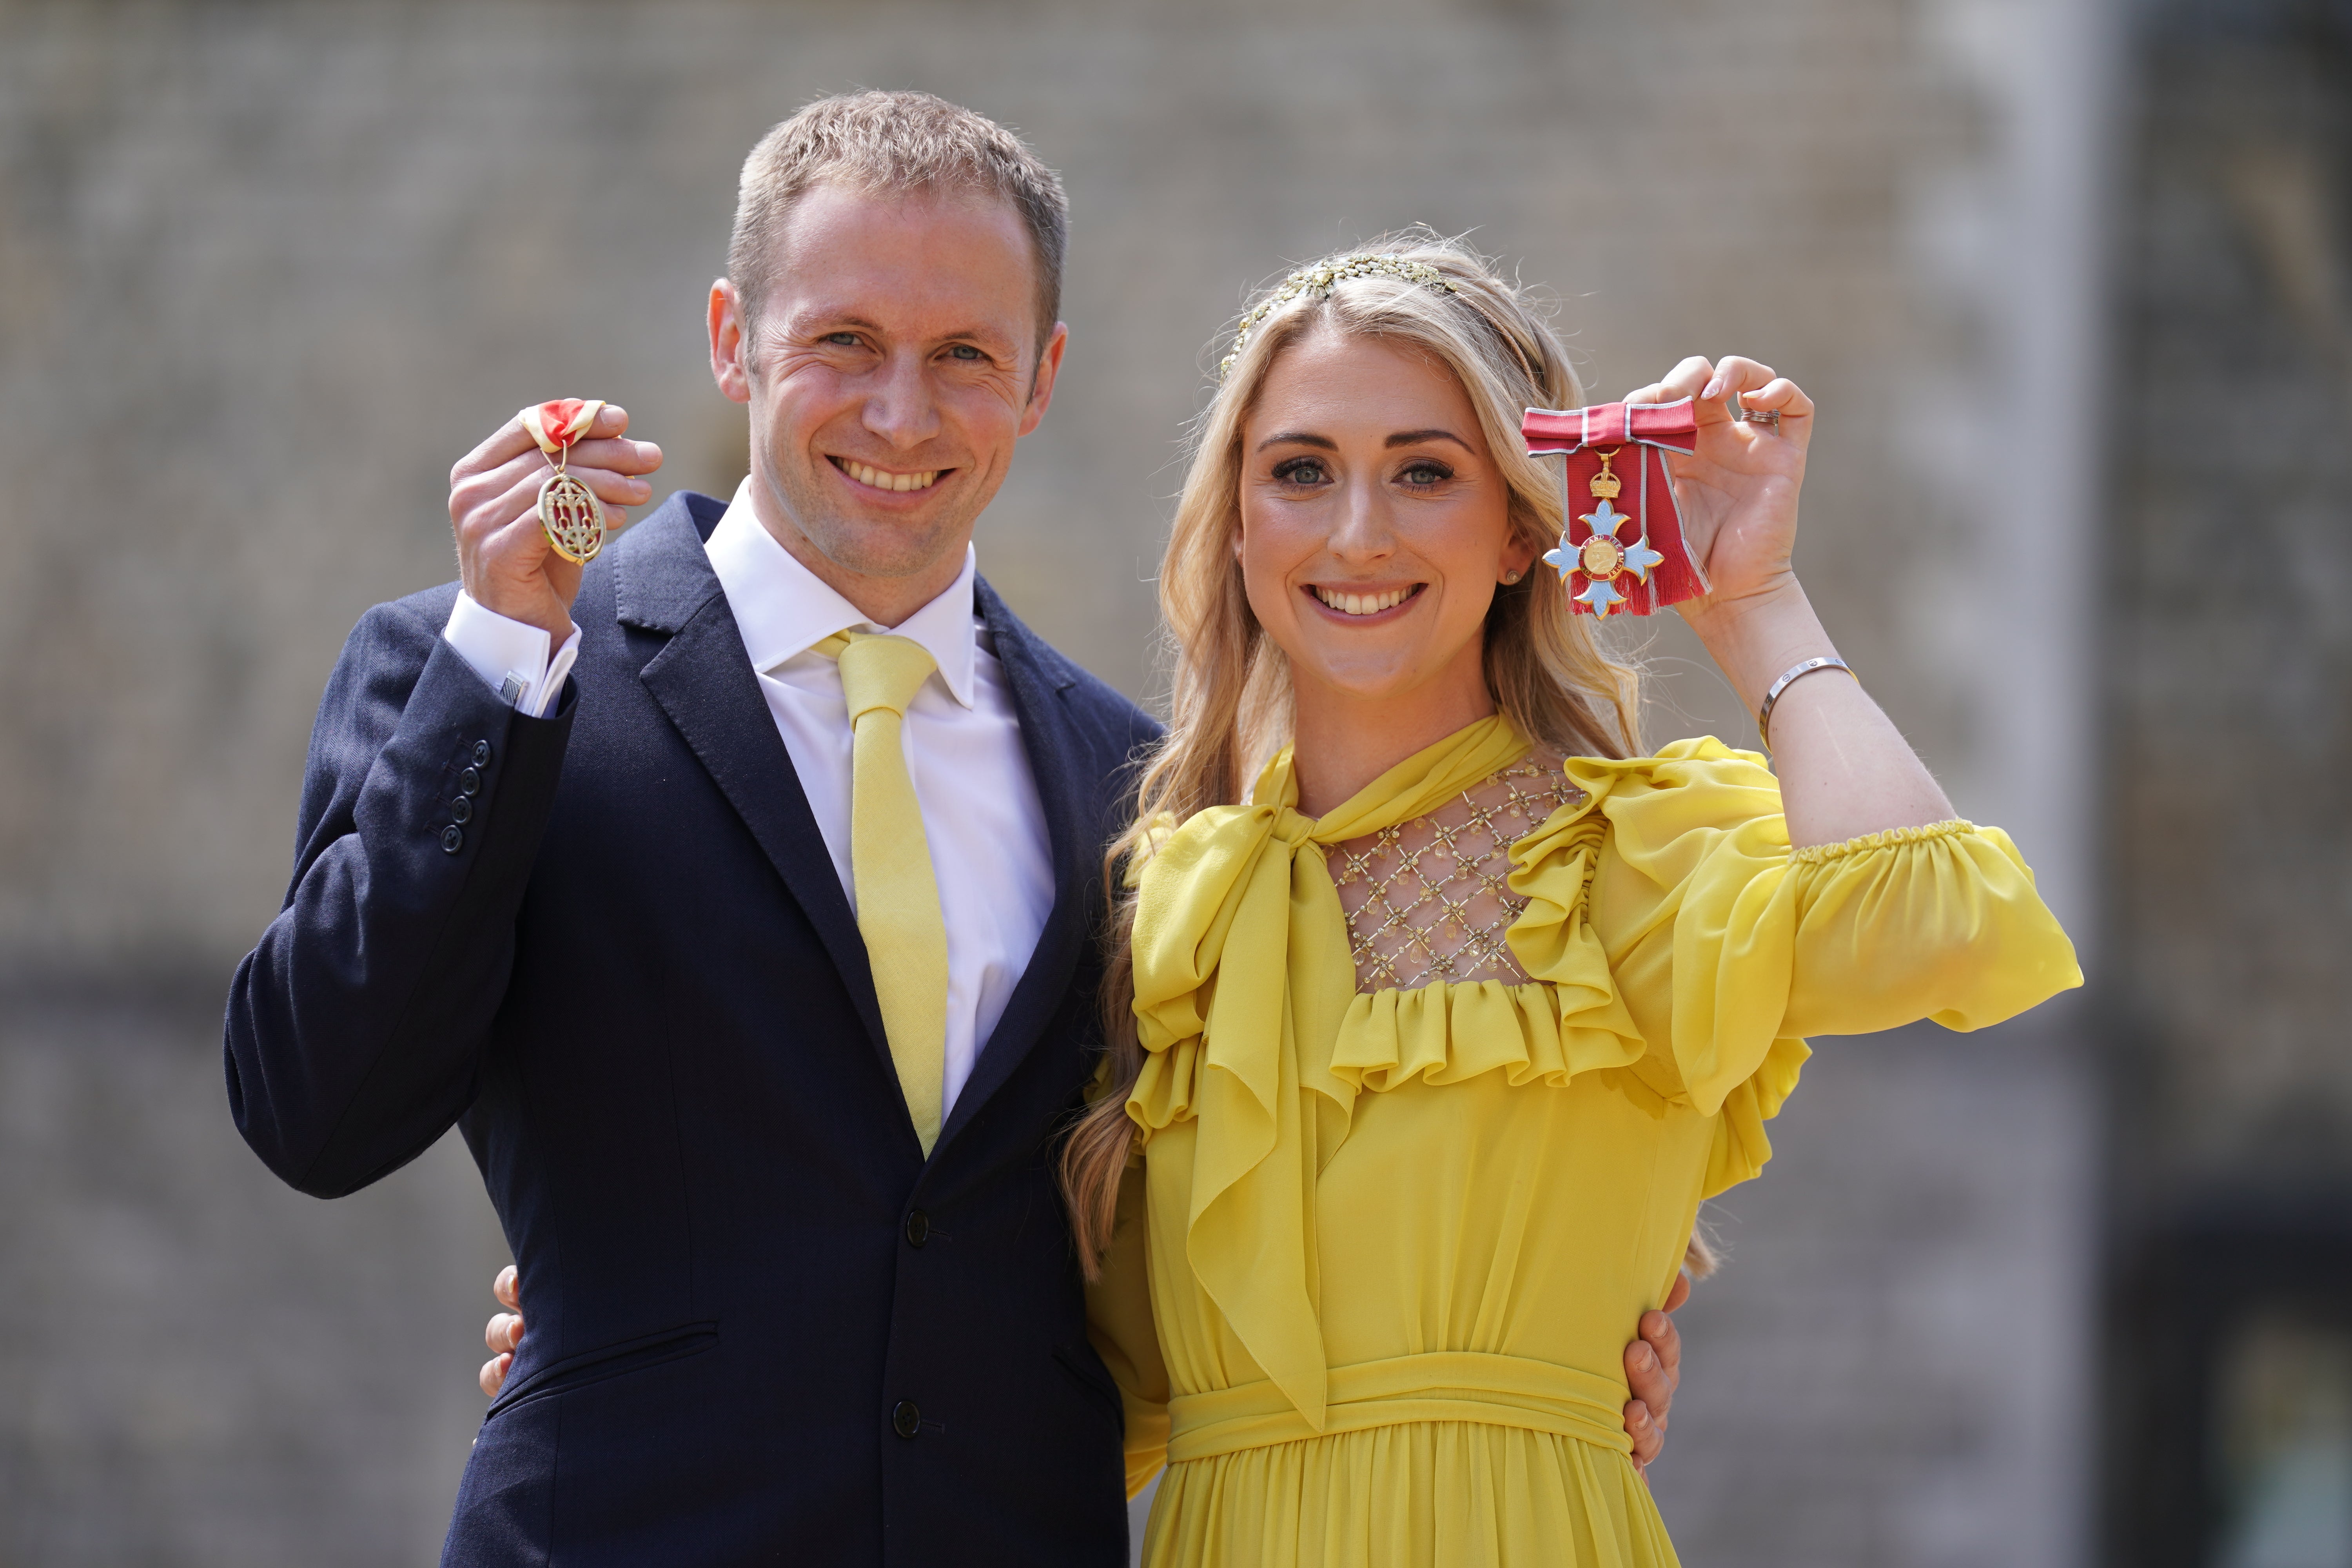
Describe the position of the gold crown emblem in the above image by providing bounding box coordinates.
[1218,255,1461,379]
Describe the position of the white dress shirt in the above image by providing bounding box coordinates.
[443,479,1056,1119]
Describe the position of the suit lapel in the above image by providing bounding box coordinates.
[935,578,1096,1154]
[613,496,890,1065]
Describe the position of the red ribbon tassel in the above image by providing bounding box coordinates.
[1522,398,1708,616]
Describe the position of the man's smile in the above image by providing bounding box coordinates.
[828,455,946,494]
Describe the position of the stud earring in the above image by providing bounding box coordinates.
[1502,569,1524,584]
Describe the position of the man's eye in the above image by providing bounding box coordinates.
[1274,459,1328,486]
[824,332,862,348]
[948,344,984,361]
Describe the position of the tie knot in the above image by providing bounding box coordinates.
[833,633,938,721]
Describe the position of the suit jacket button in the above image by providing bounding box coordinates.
[891,1400,921,1439]
[439,824,465,855]
[450,797,473,825]
[472,739,492,767]
[458,766,482,797]
[904,1209,929,1247]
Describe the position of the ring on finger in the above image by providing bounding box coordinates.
[1732,394,1781,430]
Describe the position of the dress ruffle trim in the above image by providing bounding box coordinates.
[1300,740,1945,1193]
[1329,982,1643,1094]
[1129,754,1653,1128]
[1702,1034,1809,1196]
[1131,737,1820,1194]
[1324,786,1650,1098]
[1789,818,1976,864]
[1130,1034,1207,1132]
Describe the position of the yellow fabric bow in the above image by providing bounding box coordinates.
[1123,716,1532,1427]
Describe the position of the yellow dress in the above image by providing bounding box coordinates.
[1084,717,2081,1568]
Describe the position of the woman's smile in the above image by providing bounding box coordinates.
[1305,582,1426,619]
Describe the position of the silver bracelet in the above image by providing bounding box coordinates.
[1756,656,1857,755]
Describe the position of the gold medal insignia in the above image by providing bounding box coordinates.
[520,399,608,565]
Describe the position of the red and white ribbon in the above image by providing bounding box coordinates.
[519,399,605,459]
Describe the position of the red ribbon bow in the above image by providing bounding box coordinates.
[1521,397,1708,617]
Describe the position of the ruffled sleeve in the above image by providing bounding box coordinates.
[1564,737,2082,1195]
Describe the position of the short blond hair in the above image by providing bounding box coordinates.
[730,90,1069,362]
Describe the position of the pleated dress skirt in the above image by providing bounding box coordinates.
[1140,1420,1678,1568]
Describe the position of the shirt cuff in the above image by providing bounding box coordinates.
[443,592,581,718]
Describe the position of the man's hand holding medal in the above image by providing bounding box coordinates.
[446,400,665,645]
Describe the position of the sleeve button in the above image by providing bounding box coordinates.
[450,797,472,825]
[458,766,481,797]
[472,740,492,767]
[439,824,465,855]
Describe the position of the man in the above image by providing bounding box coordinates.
[225,91,1682,1565]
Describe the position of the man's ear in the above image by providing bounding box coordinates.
[1017,321,1071,436]
[709,279,753,406]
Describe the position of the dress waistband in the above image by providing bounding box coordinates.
[1166,1351,1633,1464]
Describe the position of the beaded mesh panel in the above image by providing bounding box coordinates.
[1328,751,1584,993]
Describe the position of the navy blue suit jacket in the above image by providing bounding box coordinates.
[225,492,1159,1566]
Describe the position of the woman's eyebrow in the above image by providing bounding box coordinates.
[1256,432,1339,452]
[1385,428,1473,451]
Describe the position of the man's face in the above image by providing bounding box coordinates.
[709,182,1066,608]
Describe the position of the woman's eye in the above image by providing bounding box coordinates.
[1399,461,1452,486]
[1274,459,1328,486]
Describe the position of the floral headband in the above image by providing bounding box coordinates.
[1218,254,1461,379]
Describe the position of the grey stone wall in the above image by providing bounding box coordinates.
[2110,0,2352,1194]
[0,2,2111,1563]
[0,984,506,1566]
[2099,5,2352,1558]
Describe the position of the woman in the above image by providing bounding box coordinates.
[1062,236,2080,1566]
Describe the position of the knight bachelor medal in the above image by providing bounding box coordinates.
[520,399,609,566]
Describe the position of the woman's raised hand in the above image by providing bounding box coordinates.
[1622,356,1813,618]
[1620,359,1954,846]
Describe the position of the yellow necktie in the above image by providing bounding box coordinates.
[819,631,949,1155]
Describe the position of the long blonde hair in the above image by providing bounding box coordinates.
[1060,234,1648,1270]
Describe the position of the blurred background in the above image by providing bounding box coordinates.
[0,0,2345,1563]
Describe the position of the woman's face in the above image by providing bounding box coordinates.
[1238,325,1534,713]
